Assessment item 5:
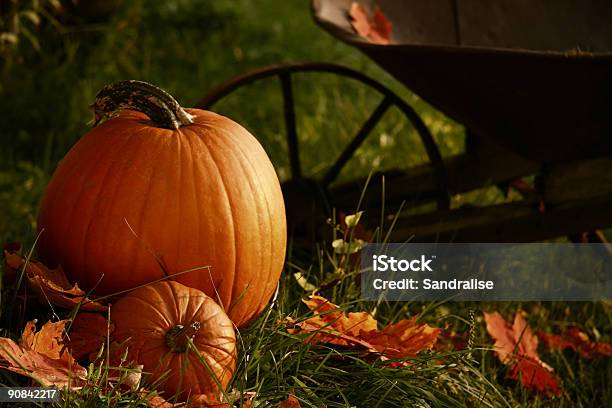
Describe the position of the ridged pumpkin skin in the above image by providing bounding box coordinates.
[111,281,237,400]
[37,109,286,326]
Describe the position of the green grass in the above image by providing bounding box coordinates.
[0,0,610,407]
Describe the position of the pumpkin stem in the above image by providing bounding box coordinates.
[90,80,195,130]
[165,322,201,353]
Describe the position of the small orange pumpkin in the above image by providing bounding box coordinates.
[111,281,236,400]
[37,80,286,327]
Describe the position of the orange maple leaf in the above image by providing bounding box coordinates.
[538,326,612,359]
[67,312,114,361]
[289,295,440,364]
[349,2,392,45]
[21,319,76,366]
[4,249,106,312]
[0,320,87,388]
[484,311,561,396]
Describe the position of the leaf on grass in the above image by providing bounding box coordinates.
[279,394,301,407]
[484,311,561,396]
[302,295,378,337]
[21,319,76,366]
[67,312,114,361]
[0,320,87,388]
[4,249,106,311]
[538,326,612,359]
[361,317,441,361]
[349,2,392,45]
[288,295,439,363]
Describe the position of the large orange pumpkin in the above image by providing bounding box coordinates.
[111,281,237,401]
[37,80,286,326]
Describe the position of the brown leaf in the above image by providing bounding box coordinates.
[484,311,561,396]
[4,249,106,312]
[67,312,113,361]
[303,295,378,336]
[349,2,392,45]
[538,326,612,359]
[289,296,439,363]
[279,394,301,408]
[361,317,441,361]
[0,321,87,388]
[21,319,76,367]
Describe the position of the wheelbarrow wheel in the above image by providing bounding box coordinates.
[195,62,450,244]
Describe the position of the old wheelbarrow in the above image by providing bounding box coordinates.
[196,0,612,243]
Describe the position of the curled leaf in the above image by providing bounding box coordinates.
[4,249,106,312]
[293,272,317,292]
[344,211,364,228]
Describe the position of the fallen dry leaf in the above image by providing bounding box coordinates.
[538,326,612,359]
[484,311,561,396]
[21,319,76,367]
[67,312,113,361]
[0,320,87,388]
[288,295,440,364]
[349,2,392,45]
[279,394,301,408]
[4,249,106,312]
[361,318,442,361]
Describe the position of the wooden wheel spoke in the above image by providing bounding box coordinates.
[321,96,392,187]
